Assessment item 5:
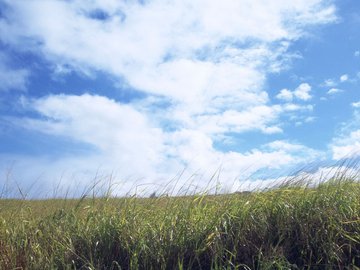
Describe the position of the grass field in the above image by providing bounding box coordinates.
[1,176,360,269]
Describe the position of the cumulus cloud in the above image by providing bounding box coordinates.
[276,88,293,101]
[276,83,312,101]
[340,74,348,82]
[294,83,312,100]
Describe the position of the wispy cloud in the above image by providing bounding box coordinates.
[322,79,337,87]
[327,88,343,95]
[0,53,29,91]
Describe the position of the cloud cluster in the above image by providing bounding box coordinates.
[0,0,335,105]
[0,0,338,194]
[10,93,322,195]
[276,83,312,102]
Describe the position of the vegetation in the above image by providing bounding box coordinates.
[0,177,360,269]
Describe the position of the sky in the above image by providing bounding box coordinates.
[1,0,360,198]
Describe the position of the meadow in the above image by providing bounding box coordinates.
[0,174,360,269]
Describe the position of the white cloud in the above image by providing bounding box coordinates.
[233,165,359,192]
[332,144,360,160]
[294,83,312,100]
[355,51,360,57]
[276,83,312,102]
[352,101,360,108]
[282,103,313,111]
[322,74,350,89]
[265,140,320,156]
[293,116,316,126]
[1,0,330,146]
[162,133,320,193]
[286,165,359,186]
[331,129,360,160]
[323,79,337,87]
[327,88,343,95]
[0,0,338,194]
[7,93,323,196]
[17,94,167,179]
[304,116,316,123]
[330,111,360,160]
[340,74,348,82]
[276,88,293,101]
[0,0,335,103]
[190,105,284,135]
[0,53,29,91]
[0,0,331,126]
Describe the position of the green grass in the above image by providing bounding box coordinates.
[0,179,360,269]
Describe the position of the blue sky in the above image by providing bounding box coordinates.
[1,0,360,197]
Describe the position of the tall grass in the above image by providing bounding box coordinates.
[0,177,360,269]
